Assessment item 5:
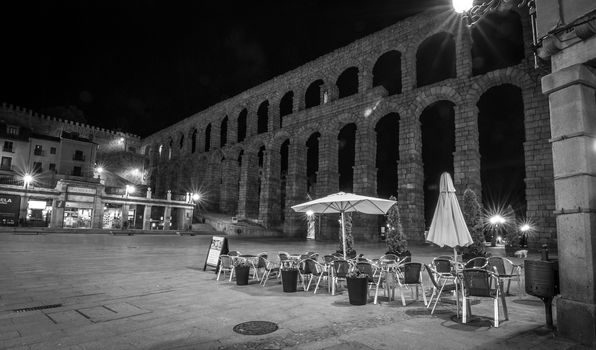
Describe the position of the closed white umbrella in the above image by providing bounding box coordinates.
[426,172,473,261]
[292,192,397,260]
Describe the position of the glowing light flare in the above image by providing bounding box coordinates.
[132,168,139,174]
[305,210,314,217]
[452,0,474,13]
[23,174,33,185]
[489,214,506,225]
[520,224,531,232]
[192,193,201,201]
[96,167,104,173]
[125,185,135,194]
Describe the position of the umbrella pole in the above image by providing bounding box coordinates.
[453,247,458,263]
[341,211,347,260]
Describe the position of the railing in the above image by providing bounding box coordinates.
[72,155,86,161]
[0,165,13,171]
[34,149,44,156]
[2,147,14,153]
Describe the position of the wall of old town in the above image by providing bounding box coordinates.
[141,8,556,247]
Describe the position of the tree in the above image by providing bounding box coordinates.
[385,196,408,254]
[461,188,488,258]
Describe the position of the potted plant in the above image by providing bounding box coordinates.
[385,197,410,261]
[281,264,299,293]
[346,270,369,305]
[461,188,490,260]
[337,212,357,259]
[233,258,252,286]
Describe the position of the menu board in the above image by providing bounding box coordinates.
[203,236,229,272]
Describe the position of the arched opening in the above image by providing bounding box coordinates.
[306,132,320,195]
[257,101,269,134]
[471,11,524,76]
[416,32,456,87]
[204,124,211,152]
[220,116,228,147]
[372,50,402,95]
[168,138,173,160]
[420,101,455,228]
[191,129,197,153]
[179,133,184,150]
[375,113,400,198]
[279,91,293,128]
[237,108,247,142]
[338,123,356,193]
[337,67,359,98]
[280,140,289,222]
[305,79,324,108]
[478,84,526,217]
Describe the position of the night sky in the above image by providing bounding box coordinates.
[1,0,450,137]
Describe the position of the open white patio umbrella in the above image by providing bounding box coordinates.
[291,192,397,260]
[426,172,474,261]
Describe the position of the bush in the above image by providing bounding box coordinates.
[385,196,409,255]
[461,188,488,259]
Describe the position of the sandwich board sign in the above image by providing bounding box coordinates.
[203,236,229,272]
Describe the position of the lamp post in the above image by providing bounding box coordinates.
[21,174,33,226]
[489,214,506,246]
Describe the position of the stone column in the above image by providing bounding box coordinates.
[211,122,221,150]
[359,67,373,93]
[220,158,239,214]
[453,102,481,196]
[205,158,221,211]
[456,22,472,79]
[353,125,378,241]
[269,100,281,131]
[163,205,172,230]
[317,131,340,240]
[143,205,152,230]
[398,113,425,241]
[246,105,258,138]
[542,64,596,345]
[228,116,238,146]
[259,147,281,228]
[284,141,308,237]
[237,150,259,219]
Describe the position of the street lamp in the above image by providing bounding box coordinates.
[23,174,33,190]
[489,214,506,246]
[125,185,135,198]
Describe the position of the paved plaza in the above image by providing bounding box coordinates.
[0,231,586,350]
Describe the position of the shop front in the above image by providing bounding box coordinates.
[26,198,53,227]
[103,203,123,229]
[63,202,93,228]
[0,193,20,226]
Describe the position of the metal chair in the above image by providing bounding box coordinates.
[461,268,509,327]
[260,257,281,287]
[217,255,235,282]
[425,264,458,314]
[487,256,523,296]
[304,259,330,294]
[464,257,488,269]
[331,259,351,295]
[397,262,428,306]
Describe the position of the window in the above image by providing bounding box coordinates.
[49,163,56,172]
[50,147,56,155]
[34,145,43,156]
[3,141,13,152]
[73,150,85,161]
[33,162,42,173]
[7,126,18,135]
[0,156,12,170]
[72,166,82,176]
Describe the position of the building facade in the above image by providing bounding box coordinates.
[141,8,556,247]
[0,104,194,230]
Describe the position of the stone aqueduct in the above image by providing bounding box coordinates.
[141,9,555,247]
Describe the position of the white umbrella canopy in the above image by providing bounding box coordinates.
[291,192,397,259]
[426,172,473,261]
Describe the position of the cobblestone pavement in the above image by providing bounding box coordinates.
[0,232,586,350]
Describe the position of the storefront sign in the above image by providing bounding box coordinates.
[65,201,94,209]
[67,187,97,195]
[0,194,20,226]
[67,194,95,203]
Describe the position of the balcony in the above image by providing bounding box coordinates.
[72,155,86,161]
[34,149,45,156]
[2,147,13,153]
[0,165,13,171]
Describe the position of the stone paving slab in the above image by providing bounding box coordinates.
[0,233,587,350]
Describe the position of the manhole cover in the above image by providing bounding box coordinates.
[233,321,278,335]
